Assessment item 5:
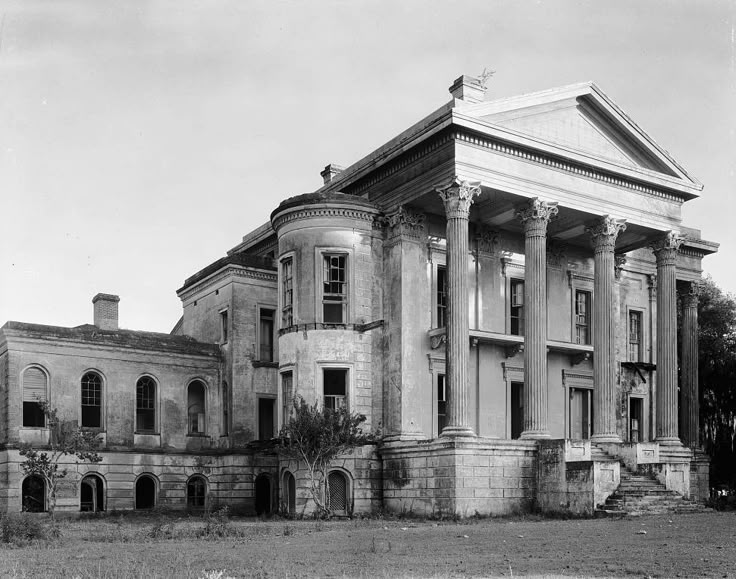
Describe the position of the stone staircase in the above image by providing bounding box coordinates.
[593,446,710,517]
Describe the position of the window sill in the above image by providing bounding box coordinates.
[252,360,279,369]
[186,433,207,438]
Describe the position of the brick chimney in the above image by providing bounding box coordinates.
[320,164,344,185]
[449,75,486,103]
[92,293,120,331]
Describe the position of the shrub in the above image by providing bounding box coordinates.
[0,513,54,545]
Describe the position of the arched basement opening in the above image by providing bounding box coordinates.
[254,474,272,516]
[135,475,157,510]
[80,474,105,512]
[22,475,45,512]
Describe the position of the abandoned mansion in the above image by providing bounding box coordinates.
[0,75,718,516]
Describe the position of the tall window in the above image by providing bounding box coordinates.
[222,381,229,436]
[81,372,102,428]
[136,376,156,433]
[437,373,447,434]
[575,290,591,345]
[187,476,207,509]
[281,371,294,424]
[281,257,294,327]
[629,310,642,362]
[220,310,228,343]
[188,380,206,435]
[322,254,347,324]
[22,367,47,427]
[259,308,275,361]
[510,279,525,336]
[323,369,347,410]
[436,266,447,328]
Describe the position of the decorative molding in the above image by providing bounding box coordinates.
[562,369,594,388]
[430,333,447,350]
[516,198,559,237]
[179,265,277,301]
[647,274,658,299]
[436,177,482,219]
[504,343,524,359]
[614,254,627,280]
[546,239,567,268]
[382,206,426,240]
[567,270,594,288]
[475,227,501,255]
[502,363,524,382]
[571,352,592,366]
[587,216,627,253]
[272,206,379,231]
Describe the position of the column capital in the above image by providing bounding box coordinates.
[382,206,426,240]
[516,198,559,237]
[587,216,627,253]
[651,231,685,265]
[681,281,701,309]
[436,177,481,219]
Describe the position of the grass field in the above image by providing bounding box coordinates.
[0,510,734,578]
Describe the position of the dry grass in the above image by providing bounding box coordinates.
[0,511,734,578]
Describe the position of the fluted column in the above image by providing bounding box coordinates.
[437,177,481,436]
[588,216,627,442]
[651,231,685,445]
[517,198,558,439]
[680,281,700,448]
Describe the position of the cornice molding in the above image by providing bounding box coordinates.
[179,265,277,302]
[272,205,379,232]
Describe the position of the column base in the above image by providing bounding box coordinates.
[440,426,476,438]
[382,432,427,443]
[655,436,682,446]
[590,433,622,444]
[520,430,550,440]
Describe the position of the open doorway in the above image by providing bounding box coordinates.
[630,397,643,442]
[80,474,105,512]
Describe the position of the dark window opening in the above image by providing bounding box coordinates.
[284,471,296,515]
[220,310,229,343]
[281,258,294,327]
[281,372,293,424]
[136,376,156,433]
[258,398,275,440]
[511,382,524,439]
[22,475,45,512]
[437,373,447,435]
[135,476,156,509]
[81,372,102,428]
[575,290,591,345]
[327,471,348,513]
[630,397,643,442]
[437,266,447,328]
[323,369,347,410]
[187,476,207,509]
[188,380,206,435]
[510,279,525,336]
[323,254,347,324]
[259,308,275,361]
[22,367,47,427]
[629,310,642,362]
[222,381,229,436]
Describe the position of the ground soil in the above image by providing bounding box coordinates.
[0,511,734,578]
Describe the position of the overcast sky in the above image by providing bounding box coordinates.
[1,0,735,333]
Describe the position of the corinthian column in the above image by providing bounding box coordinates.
[680,281,700,448]
[588,216,627,442]
[651,231,685,445]
[517,198,558,439]
[437,177,481,436]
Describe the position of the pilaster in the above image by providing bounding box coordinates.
[588,216,626,443]
[516,198,558,439]
[651,231,685,445]
[436,177,481,437]
[680,281,700,449]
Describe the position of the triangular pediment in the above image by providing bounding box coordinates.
[465,83,694,182]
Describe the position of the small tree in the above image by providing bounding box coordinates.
[277,397,374,517]
[19,401,103,518]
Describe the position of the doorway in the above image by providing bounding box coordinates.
[510,382,523,439]
[569,388,592,439]
[80,474,105,512]
[255,474,272,515]
[629,397,643,442]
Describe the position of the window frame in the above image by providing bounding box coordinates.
[509,278,525,336]
[562,369,594,440]
[318,363,352,412]
[315,247,353,325]
[80,370,104,429]
[256,305,277,362]
[186,379,207,436]
[627,307,646,363]
[219,308,229,344]
[135,375,159,434]
[503,258,525,335]
[568,272,594,345]
[574,290,592,345]
[435,264,447,329]
[186,475,208,510]
[279,253,296,329]
[279,368,295,428]
[502,363,524,439]
[21,365,49,428]
[429,357,446,438]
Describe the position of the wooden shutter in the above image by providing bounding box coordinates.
[23,368,47,402]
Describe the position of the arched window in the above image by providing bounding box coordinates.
[135,475,156,509]
[136,377,156,433]
[22,366,47,427]
[22,475,45,512]
[283,471,296,515]
[187,380,206,435]
[327,471,348,514]
[81,372,102,428]
[80,474,105,512]
[187,475,207,510]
